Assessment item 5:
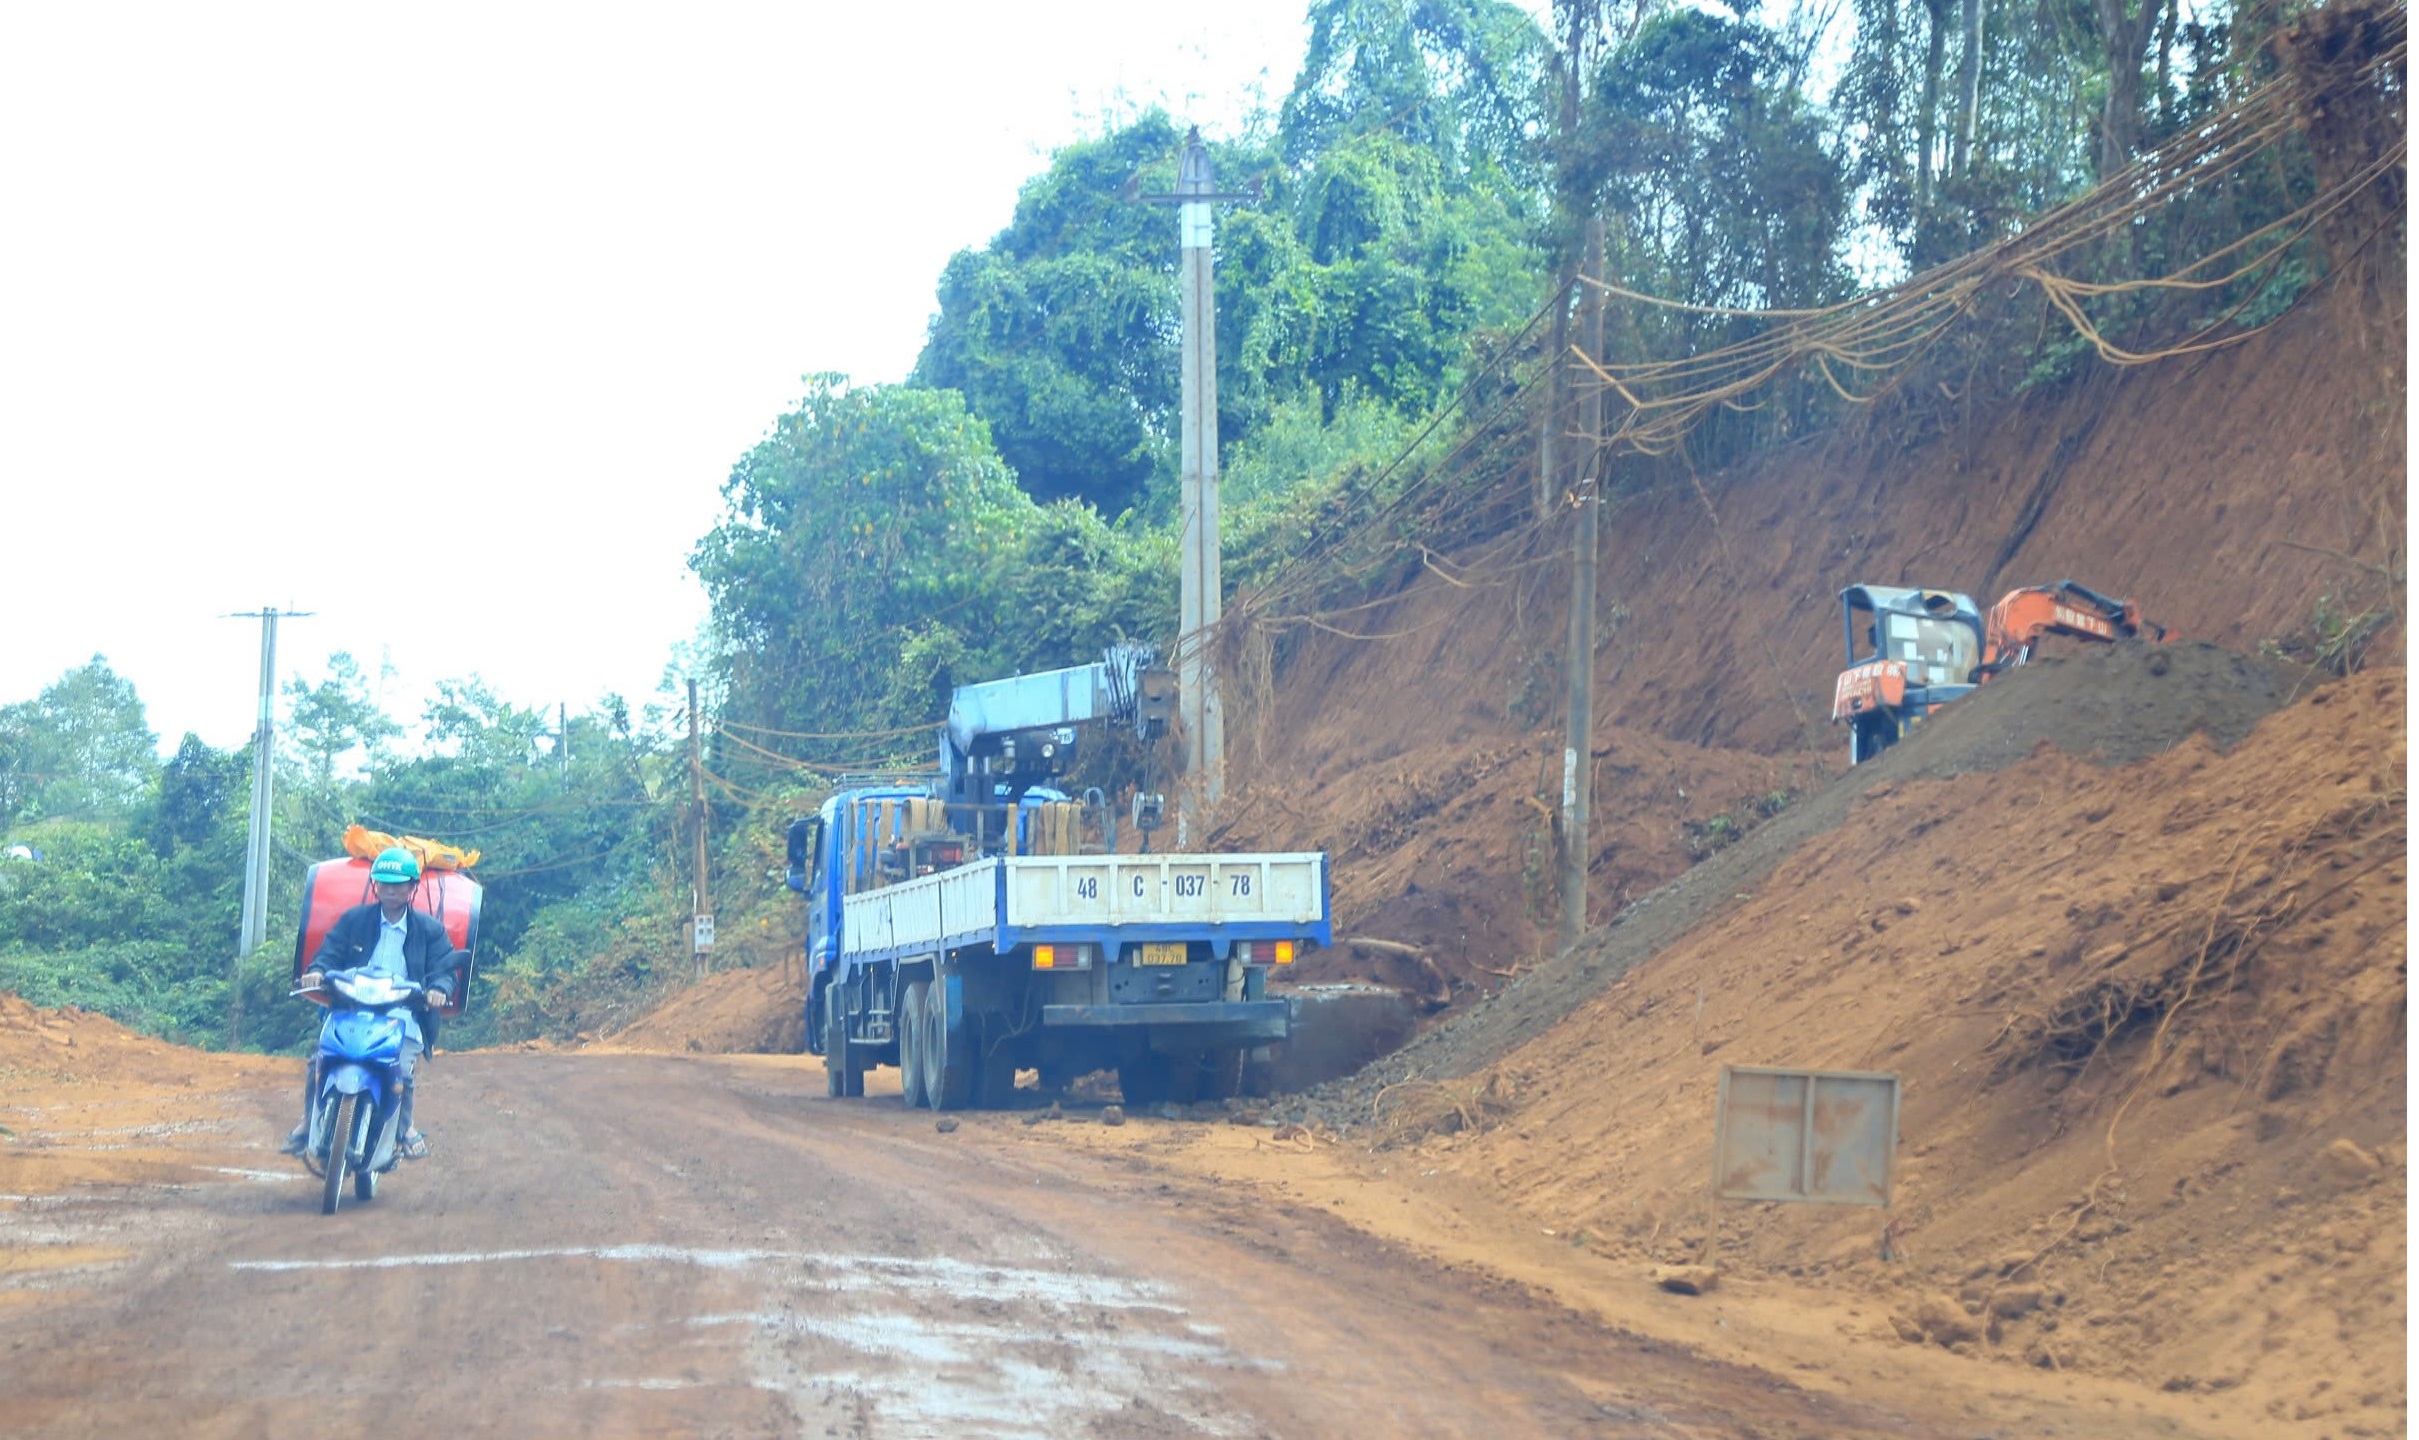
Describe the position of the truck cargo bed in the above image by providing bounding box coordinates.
[839,853,1329,967]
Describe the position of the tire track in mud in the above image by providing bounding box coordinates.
[3,1051,1929,1438]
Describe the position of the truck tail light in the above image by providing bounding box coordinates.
[1273,940,1296,964]
[1032,944,1093,971]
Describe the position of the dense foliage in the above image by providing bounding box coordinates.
[0,655,713,1053]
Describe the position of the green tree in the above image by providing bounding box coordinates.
[1579,8,1851,317]
[1251,0,1547,424]
[148,733,247,854]
[1279,0,1550,185]
[0,657,158,825]
[693,377,1044,736]
[283,651,402,787]
[915,14,1548,524]
[913,117,1191,517]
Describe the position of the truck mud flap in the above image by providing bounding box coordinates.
[1041,1000,1290,1043]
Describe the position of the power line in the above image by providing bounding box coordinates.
[1233,26,2403,639]
[712,724,928,775]
[716,716,940,742]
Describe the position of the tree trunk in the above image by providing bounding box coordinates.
[1952,0,1985,181]
[2154,0,2177,133]
[2093,0,2167,176]
[1917,0,1949,207]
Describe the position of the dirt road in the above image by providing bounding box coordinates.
[0,1051,1935,1439]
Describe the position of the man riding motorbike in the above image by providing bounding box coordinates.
[281,846,469,1161]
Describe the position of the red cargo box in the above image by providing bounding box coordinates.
[291,858,481,1016]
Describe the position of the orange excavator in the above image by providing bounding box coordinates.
[1832,580,2170,763]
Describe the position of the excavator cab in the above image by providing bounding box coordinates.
[1832,586,1984,764]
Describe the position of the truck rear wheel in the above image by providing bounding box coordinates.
[923,983,975,1112]
[1119,1052,1199,1108]
[823,987,862,1099]
[974,1037,1017,1109]
[900,981,931,1109]
[1198,1047,1244,1102]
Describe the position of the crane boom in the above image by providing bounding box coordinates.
[1979,580,2170,677]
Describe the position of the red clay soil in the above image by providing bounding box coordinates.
[1213,275,2403,993]
[599,963,806,1055]
[1314,639,2315,1088]
[0,995,288,1198]
[1347,668,2404,1438]
[1214,725,1806,1003]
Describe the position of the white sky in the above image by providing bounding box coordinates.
[0,2,1314,752]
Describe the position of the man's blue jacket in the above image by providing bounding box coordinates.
[308,904,470,1046]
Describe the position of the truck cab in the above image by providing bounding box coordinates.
[785,784,1065,983]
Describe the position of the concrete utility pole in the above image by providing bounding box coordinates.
[1139,128,1253,847]
[228,606,310,1044]
[1560,220,1607,955]
[687,678,712,982]
[1535,0,1584,527]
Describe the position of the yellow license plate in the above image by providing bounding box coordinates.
[1136,942,1188,966]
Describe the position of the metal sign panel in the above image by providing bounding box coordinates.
[1713,1066,1899,1207]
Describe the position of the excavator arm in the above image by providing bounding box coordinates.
[1978,580,2170,676]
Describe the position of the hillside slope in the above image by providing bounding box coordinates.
[1218,275,2404,988]
[1334,667,2403,1436]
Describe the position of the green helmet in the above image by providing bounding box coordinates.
[370,847,421,884]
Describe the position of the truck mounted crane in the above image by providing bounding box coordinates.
[787,644,1332,1111]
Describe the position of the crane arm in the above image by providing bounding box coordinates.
[939,644,1175,809]
[1979,580,2170,675]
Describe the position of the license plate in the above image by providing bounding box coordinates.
[1136,942,1188,966]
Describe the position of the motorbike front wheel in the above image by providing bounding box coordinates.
[321,1093,356,1216]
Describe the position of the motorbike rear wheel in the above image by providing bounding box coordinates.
[321,1093,356,1216]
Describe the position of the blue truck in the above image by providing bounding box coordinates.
[787,650,1333,1109]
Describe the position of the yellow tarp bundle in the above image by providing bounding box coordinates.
[343,823,481,873]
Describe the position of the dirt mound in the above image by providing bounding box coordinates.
[1310,670,2404,1434]
[1219,724,1806,1002]
[0,993,264,1093]
[1865,640,2311,771]
[0,993,289,1197]
[596,965,806,1054]
[1322,641,2310,1088]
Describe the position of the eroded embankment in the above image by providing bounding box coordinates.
[1310,641,2311,1090]
[1290,664,2404,1437]
[1217,275,2402,991]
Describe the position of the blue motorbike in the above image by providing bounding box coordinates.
[294,968,422,1215]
